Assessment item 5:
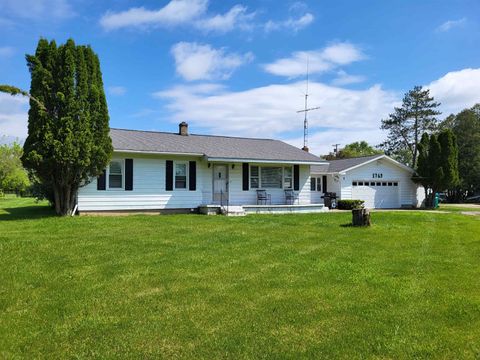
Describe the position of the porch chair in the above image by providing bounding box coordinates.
[284,189,297,205]
[256,190,271,205]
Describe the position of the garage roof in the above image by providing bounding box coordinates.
[311,154,412,173]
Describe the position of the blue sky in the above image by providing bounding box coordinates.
[1,0,480,153]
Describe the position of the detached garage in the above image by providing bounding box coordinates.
[311,154,425,209]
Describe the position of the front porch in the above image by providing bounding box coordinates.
[198,203,328,216]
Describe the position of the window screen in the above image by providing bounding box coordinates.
[109,161,123,188]
[261,167,283,188]
[175,163,187,189]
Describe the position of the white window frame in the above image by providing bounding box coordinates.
[250,165,260,189]
[174,161,188,190]
[283,166,293,189]
[250,165,294,190]
[310,176,323,192]
[107,159,124,190]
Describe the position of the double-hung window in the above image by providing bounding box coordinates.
[108,160,123,189]
[310,176,322,192]
[250,166,260,189]
[284,167,293,189]
[175,162,187,189]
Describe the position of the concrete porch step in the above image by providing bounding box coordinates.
[221,206,246,216]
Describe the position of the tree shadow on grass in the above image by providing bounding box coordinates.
[0,205,56,221]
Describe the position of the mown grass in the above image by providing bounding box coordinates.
[1,197,480,359]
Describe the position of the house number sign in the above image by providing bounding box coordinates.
[372,173,383,179]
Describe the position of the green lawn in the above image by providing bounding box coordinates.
[1,197,480,359]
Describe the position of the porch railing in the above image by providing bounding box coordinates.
[220,190,229,214]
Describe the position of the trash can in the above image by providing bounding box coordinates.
[434,193,439,209]
[322,192,337,209]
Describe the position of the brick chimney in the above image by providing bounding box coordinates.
[302,146,309,152]
[179,122,188,136]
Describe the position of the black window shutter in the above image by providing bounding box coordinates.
[242,163,249,191]
[125,159,133,191]
[165,160,173,191]
[310,177,316,191]
[189,161,196,191]
[323,175,327,193]
[293,165,300,191]
[97,170,106,190]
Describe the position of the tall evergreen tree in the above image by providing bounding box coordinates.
[1,39,112,215]
[413,133,430,202]
[441,106,480,198]
[438,130,459,191]
[381,86,441,168]
[413,130,459,207]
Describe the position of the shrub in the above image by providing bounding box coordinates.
[337,199,365,210]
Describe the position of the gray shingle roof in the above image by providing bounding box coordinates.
[110,128,325,163]
[311,154,384,173]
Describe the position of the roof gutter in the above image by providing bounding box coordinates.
[113,150,327,165]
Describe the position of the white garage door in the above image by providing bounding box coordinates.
[351,181,400,209]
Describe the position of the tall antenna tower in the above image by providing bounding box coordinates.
[297,58,320,151]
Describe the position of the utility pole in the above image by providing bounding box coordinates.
[332,143,341,157]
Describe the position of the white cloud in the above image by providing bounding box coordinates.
[0,46,15,58]
[195,4,255,33]
[0,93,29,139]
[436,18,466,32]
[265,1,314,33]
[265,13,314,32]
[108,86,127,96]
[154,81,398,154]
[100,0,208,30]
[263,42,365,77]
[0,0,74,20]
[171,42,254,81]
[427,68,480,114]
[99,0,255,33]
[331,70,366,86]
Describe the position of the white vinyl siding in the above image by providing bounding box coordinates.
[79,155,206,211]
[78,155,316,211]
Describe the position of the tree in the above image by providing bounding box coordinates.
[413,130,459,207]
[322,141,383,160]
[0,141,30,194]
[339,141,383,158]
[440,105,480,198]
[1,38,113,215]
[381,86,441,168]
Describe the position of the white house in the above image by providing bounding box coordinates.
[77,122,328,215]
[78,123,424,214]
[310,154,425,209]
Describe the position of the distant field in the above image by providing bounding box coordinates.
[1,197,479,359]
